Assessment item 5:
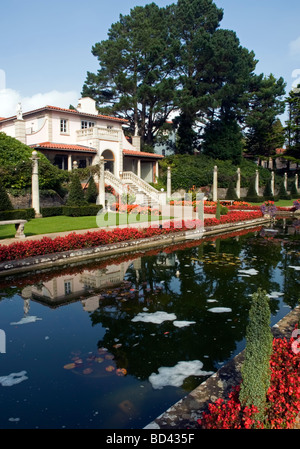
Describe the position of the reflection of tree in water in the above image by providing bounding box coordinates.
[88,247,253,384]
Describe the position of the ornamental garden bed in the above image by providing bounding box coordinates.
[0,211,263,264]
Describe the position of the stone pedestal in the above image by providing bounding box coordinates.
[167,166,171,198]
[284,172,288,191]
[31,151,42,217]
[236,168,241,199]
[271,171,275,196]
[14,119,26,144]
[255,170,259,196]
[213,166,218,202]
[98,156,105,208]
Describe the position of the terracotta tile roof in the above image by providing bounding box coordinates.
[45,105,128,123]
[0,106,128,124]
[31,142,97,153]
[123,149,164,158]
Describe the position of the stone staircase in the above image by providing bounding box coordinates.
[104,170,160,207]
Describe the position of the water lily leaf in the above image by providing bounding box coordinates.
[106,365,115,372]
[83,368,93,375]
[64,363,75,370]
[116,368,127,377]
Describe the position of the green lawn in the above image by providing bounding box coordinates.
[249,199,297,207]
[0,212,167,240]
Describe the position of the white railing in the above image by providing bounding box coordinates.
[122,171,160,203]
[76,127,120,142]
[104,170,124,194]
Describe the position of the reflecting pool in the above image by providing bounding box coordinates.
[0,218,299,429]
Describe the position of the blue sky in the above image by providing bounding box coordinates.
[0,0,300,119]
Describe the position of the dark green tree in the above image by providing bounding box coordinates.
[226,181,238,200]
[285,85,300,160]
[239,288,273,426]
[263,178,274,201]
[0,178,13,211]
[244,74,286,158]
[67,173,87,206]
[245,176,260,202]
[82,3,176,147]
[85,176,98,203]
[173,0,257,154]
[277,179,291,200]
[0,132,65,193]
[202,117,243,164]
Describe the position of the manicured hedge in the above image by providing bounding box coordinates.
[40,206,64,217]
[0,208,35,220]
[62,205,103,217]
[40,205,103,217]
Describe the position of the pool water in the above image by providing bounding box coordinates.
[0,219,299,429]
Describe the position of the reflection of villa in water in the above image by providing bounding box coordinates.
[22,259,142,310]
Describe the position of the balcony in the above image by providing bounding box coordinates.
[76,126,121,143]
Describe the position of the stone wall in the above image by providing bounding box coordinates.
[8,193,64,209]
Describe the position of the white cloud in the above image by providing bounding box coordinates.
[289,36,300,58]
[0,87,79,118]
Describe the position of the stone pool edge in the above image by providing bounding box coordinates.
[0,217,270,276]
[144,305,300,430]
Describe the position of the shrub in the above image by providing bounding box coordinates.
[245,177,261,203]
[215,200,221,220]
[0,208,35,220]
[67,173,88,206]
[263,179,275,201]
[62,205,103,217]
[0,179,13,211]
[277,179,291,200]
[289,180,298,199]
[198,327,300,429]
[85,176,98,203]
[239,289,273,424]
[40,206,64,217]
[225,181,238,201]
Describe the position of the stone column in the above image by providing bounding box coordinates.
[236,167,241,199]
[255,170,259,196]
[295,174,299,193]
[196,192,205,230]
[284,172,288,191]
[271,171,275,196]
[31,151,42,217]
[14,102,26,144]
[98,156,105,208]
[155,161,159,182]
[167,166,171,198]
[137,159,141,178]
[68,155,72,171]
[213,166,218,202]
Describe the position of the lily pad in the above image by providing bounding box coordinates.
[64,363,76,370]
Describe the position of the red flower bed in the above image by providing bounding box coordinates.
[0,210,263,263]
[204,210,262,227]
[198,329,300,429]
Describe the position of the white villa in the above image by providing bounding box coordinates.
[0,97,164,203]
